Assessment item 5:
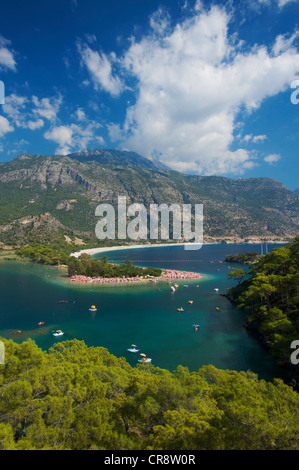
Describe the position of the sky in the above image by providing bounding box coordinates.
[0,0,298,190]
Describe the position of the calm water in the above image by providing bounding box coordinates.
[0,244,286,381]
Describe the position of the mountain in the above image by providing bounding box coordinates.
[294,188,299,196]
[0,149,298,246]
[67,148,170,171]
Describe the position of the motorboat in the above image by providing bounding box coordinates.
[127,344,139,353]
[53,330,64,337]
[177,307,184,312]
[89,305,97,311]
[138,353,152,363]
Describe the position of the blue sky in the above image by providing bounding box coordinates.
[0,0,298,190]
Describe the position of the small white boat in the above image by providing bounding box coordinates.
[214,288,219,292]
[138,353,152,363]
[53,330,64,337]
[127,347,139,353]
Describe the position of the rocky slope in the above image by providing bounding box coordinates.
[0,149,298,245]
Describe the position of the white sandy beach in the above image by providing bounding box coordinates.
[70,242,189,258]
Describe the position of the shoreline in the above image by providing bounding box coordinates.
[70,242,190,258]
[70,239,289,259]
[70,268,202,286]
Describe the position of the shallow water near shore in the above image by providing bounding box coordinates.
[0,243,287,381]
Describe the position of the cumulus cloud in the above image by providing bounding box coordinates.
[264,153,281,164]
[91,5,299,175]
[0,115,14,137]
[44,122,103,155]
[32,94,62,122]
[2,93,63,132]
[0,36,17,72]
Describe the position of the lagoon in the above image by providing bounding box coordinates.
[0,243,286,381]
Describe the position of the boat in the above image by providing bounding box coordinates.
[58,300,68,303]
[38,322,45,326]
[53,330,64,337]
[89,305,97,311]
[177,307,184,312]
[127,344,139,353]
[188,300,193,304]
[214,288,219,291]
[138,353,152,363]
[193,324,200,331]
[216,307,220,311]
[174,284,179,288]
[171,286,176,292]
[183,285,188,288]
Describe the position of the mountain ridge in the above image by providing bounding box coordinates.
[0,149,298,246]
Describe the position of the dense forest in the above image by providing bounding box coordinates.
[228,236,299,379]
[0,338,298,450]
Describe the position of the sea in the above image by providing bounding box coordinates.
[0,243,287,381]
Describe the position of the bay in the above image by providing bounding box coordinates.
[0,243,286,381]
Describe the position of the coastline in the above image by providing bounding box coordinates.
[70,242,190,258]
[70,238,289,259]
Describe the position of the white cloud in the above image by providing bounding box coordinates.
[264,153,281,164]
[0,115,14,137]
[75,108,86,121]
[0,36,17,72]
[99,5,299,175]
[44,125,73,155]
[27,119,44,130]
[277,0,297,7]
[44,122,103,155]
[2,94,28,124]
[32,94,62,122]
[78,43,124,96]
[243,134,267,143]
[2,93,61,130]
[273,31,298,56]
[251,0,297,8]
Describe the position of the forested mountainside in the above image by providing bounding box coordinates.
[0,149,298,246]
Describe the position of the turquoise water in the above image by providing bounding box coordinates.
[0,244,286,381]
